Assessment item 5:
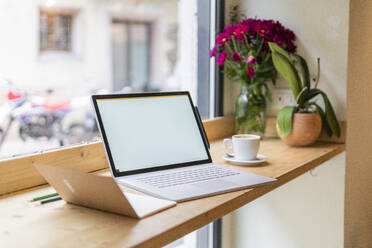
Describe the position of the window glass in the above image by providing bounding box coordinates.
[39,10,74,51]
[112,20,152,91]
[0,1,216,247]
[0,0,210,160]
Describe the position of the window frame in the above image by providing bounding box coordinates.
[196,0,225,247]
[111,18,153,91]
[211,0,225,246]
[1,1,226,246]
[197,0,211,119]
[0,1,225,179]
[213,0,225,118]
[39,8,78,52]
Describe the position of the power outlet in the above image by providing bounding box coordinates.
[267,88,296,116]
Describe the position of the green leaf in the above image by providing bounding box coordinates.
[320,92,341,137]
[297,88,321,107]
[294,54,310,89]
[304,88,322,102]
[296,86,309,105]
[268,42,292,64]
[313,103,332,136]
[271,52,302,99]
[277,106,296,138]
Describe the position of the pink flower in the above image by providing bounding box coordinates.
[246,66,255,78]
[255,25,269,37]
[232,52,241,62]
[216,32,229,46]
[212,18,297,72]
[246,56,257,64]
[217,51,228,66]
[240,19,257,31]
[209,46,217,58]
[224,24,239,36]
[233,25,248,41]
[273,34,284,46]
[238,18,297,54]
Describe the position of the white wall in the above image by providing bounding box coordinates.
[223,153,345,248]
[221,0,349,247]
[0,0,112,99]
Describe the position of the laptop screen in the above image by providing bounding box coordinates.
[93,93,211,176]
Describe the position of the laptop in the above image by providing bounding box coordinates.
[33,163,176,218]
[91,91,276,202]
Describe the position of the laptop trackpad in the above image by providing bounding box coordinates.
[191,179,239,191]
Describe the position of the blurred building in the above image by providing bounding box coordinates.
[0,0,198,102]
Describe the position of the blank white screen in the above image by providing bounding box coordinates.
[96,95,209,172]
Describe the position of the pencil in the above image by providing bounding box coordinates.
[40,197,62,205]
[29,193,59,202]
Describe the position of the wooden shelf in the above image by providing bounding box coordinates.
[0,138,344,248]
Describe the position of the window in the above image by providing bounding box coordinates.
[0,0,222,247]
[39,10,74,52]
[112,20,152,91]
[0,0,206,159]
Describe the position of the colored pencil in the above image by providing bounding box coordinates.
[40,197,62,205]
[29,193,59,202]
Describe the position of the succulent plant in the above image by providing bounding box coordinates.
[268,42,341,138]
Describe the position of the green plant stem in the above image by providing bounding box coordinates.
[244,36,251,50]
[231,37,239,53]
[262,52,270,64]
[225,43,234,54]
[255,37,264,57]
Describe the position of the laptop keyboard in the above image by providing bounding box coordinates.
[136,166,240,188]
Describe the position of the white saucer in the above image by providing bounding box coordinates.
[223,154,268,166]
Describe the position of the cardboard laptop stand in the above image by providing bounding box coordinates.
[34,164,176,219]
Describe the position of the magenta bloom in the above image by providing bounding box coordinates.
[232,52,241,62]
[213,18,296,54]
[238,18,296,54]
[224,24,239,36]
[273,34,284,46]
[217,51,228,66]
[246,56,257,64]
[216,32,229,46]
[211,18,297,86]
[246,66,255,78]
[233,25,248,41]
[254,24,268,37]
[240,19,257,30]
[209,46,217,58]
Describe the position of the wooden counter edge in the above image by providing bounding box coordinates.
[0,142,345,247]
[0,116,345,196]
[134,143,345,248]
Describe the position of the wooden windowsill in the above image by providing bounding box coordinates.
[0,137,344,248]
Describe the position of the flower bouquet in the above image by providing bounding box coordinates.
[210,18,296,135]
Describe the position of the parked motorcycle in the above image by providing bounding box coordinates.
[0,80,101,151]
[62,93,103,144]
[0,80,28,147]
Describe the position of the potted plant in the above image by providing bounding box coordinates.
[268,42,341,146]
[210,18,296,136]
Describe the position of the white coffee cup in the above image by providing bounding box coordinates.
[223,134,260,161]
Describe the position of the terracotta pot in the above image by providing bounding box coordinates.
[277,112,322,147]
